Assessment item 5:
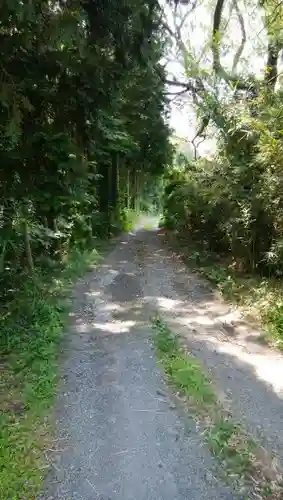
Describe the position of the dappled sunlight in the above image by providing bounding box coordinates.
[214,309,242,325]
[75,320,92,334]
[92,319,137,334]
[155,296,183,310]
[100,302,125,313]
[183,313,216,326]
[73,292,145,336]
[209,338,283,396]
[151,292,283,399]
[109,269,120,275]
[72,250,148,336]
[72,223,283,413]
[134,215,160,232]
[86,290,101,297]
[58,218,283,492]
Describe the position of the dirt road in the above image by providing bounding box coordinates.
[41,218,283,499]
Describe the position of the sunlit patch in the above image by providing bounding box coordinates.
[217,311,242,324]
[183,314,215,326]
[209,338,283,396]
[155,292,283,398]
[155,296,182,310]
[86,290,100,297]
[75,322,91,333]
[93,320,136,333]
[101,303,125,312]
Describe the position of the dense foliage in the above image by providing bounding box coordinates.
[163,95,283,275]
[0,2,171,497]
[163,0,283,277]
[0,0,171,305]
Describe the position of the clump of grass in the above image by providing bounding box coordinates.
[120,208,139,232]
[153,316,216,408]
[207,420,256,478]
[0,243,105,500]
[143,222,154,230]
[152,316,283,497]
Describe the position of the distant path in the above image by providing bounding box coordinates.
[40,217,234,500]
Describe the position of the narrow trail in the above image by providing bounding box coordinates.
[41,218,283,499]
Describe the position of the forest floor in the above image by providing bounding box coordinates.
[40,217,283,499]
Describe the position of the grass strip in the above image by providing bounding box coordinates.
[152,316,283,498]
[153,316,216,408]
[0,242,107,500]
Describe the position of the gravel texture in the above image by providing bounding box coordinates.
[139,222,283,472]
[40,219,235,500]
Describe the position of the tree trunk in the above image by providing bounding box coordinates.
[127,168,130,209]
[97,164,111,235]
[23,219,34,273]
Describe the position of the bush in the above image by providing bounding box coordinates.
[163,110,283,276]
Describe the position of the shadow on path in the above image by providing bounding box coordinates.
[141,228,283,472]
[40,223,234,500]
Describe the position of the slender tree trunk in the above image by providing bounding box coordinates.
[135,171,140,212]
[23,219,34,273]
[97,164,111,235]
[127,169,130,209]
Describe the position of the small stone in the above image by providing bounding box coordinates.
[156,389,167,397]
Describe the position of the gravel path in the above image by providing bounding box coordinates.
[41,219,235,500]
[139,223,283,473]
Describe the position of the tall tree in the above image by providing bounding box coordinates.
[0,0,171,293]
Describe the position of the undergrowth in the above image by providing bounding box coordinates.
[0,242,107,500]
[152,316,283,497]
[153,316,216,408]
[120,208,140,232]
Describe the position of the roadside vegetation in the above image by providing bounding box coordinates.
[161,153,283,349]
[159,0,283,350]
[152,316,283,498]
[0,243,106,499]
[163,227,283,348]
[0,1,170,497]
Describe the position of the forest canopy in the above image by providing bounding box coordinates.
[0,4,172,496]
[0,0,172,292]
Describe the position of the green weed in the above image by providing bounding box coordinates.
[143,222,154,230]
[153,316,216,408]
[0,242,105,499]
[152,316,283,496]
[207,420,256,477]
[120,208,139,232]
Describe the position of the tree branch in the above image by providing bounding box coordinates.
[164,78,199,94]
[264,41,281,90]
[212,0,225,71]
[212,0,253,89]
[231,0,246,74]
[191,117,209,159]
[166,88,192,96]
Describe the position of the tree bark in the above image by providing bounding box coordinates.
[23,219,34,273]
